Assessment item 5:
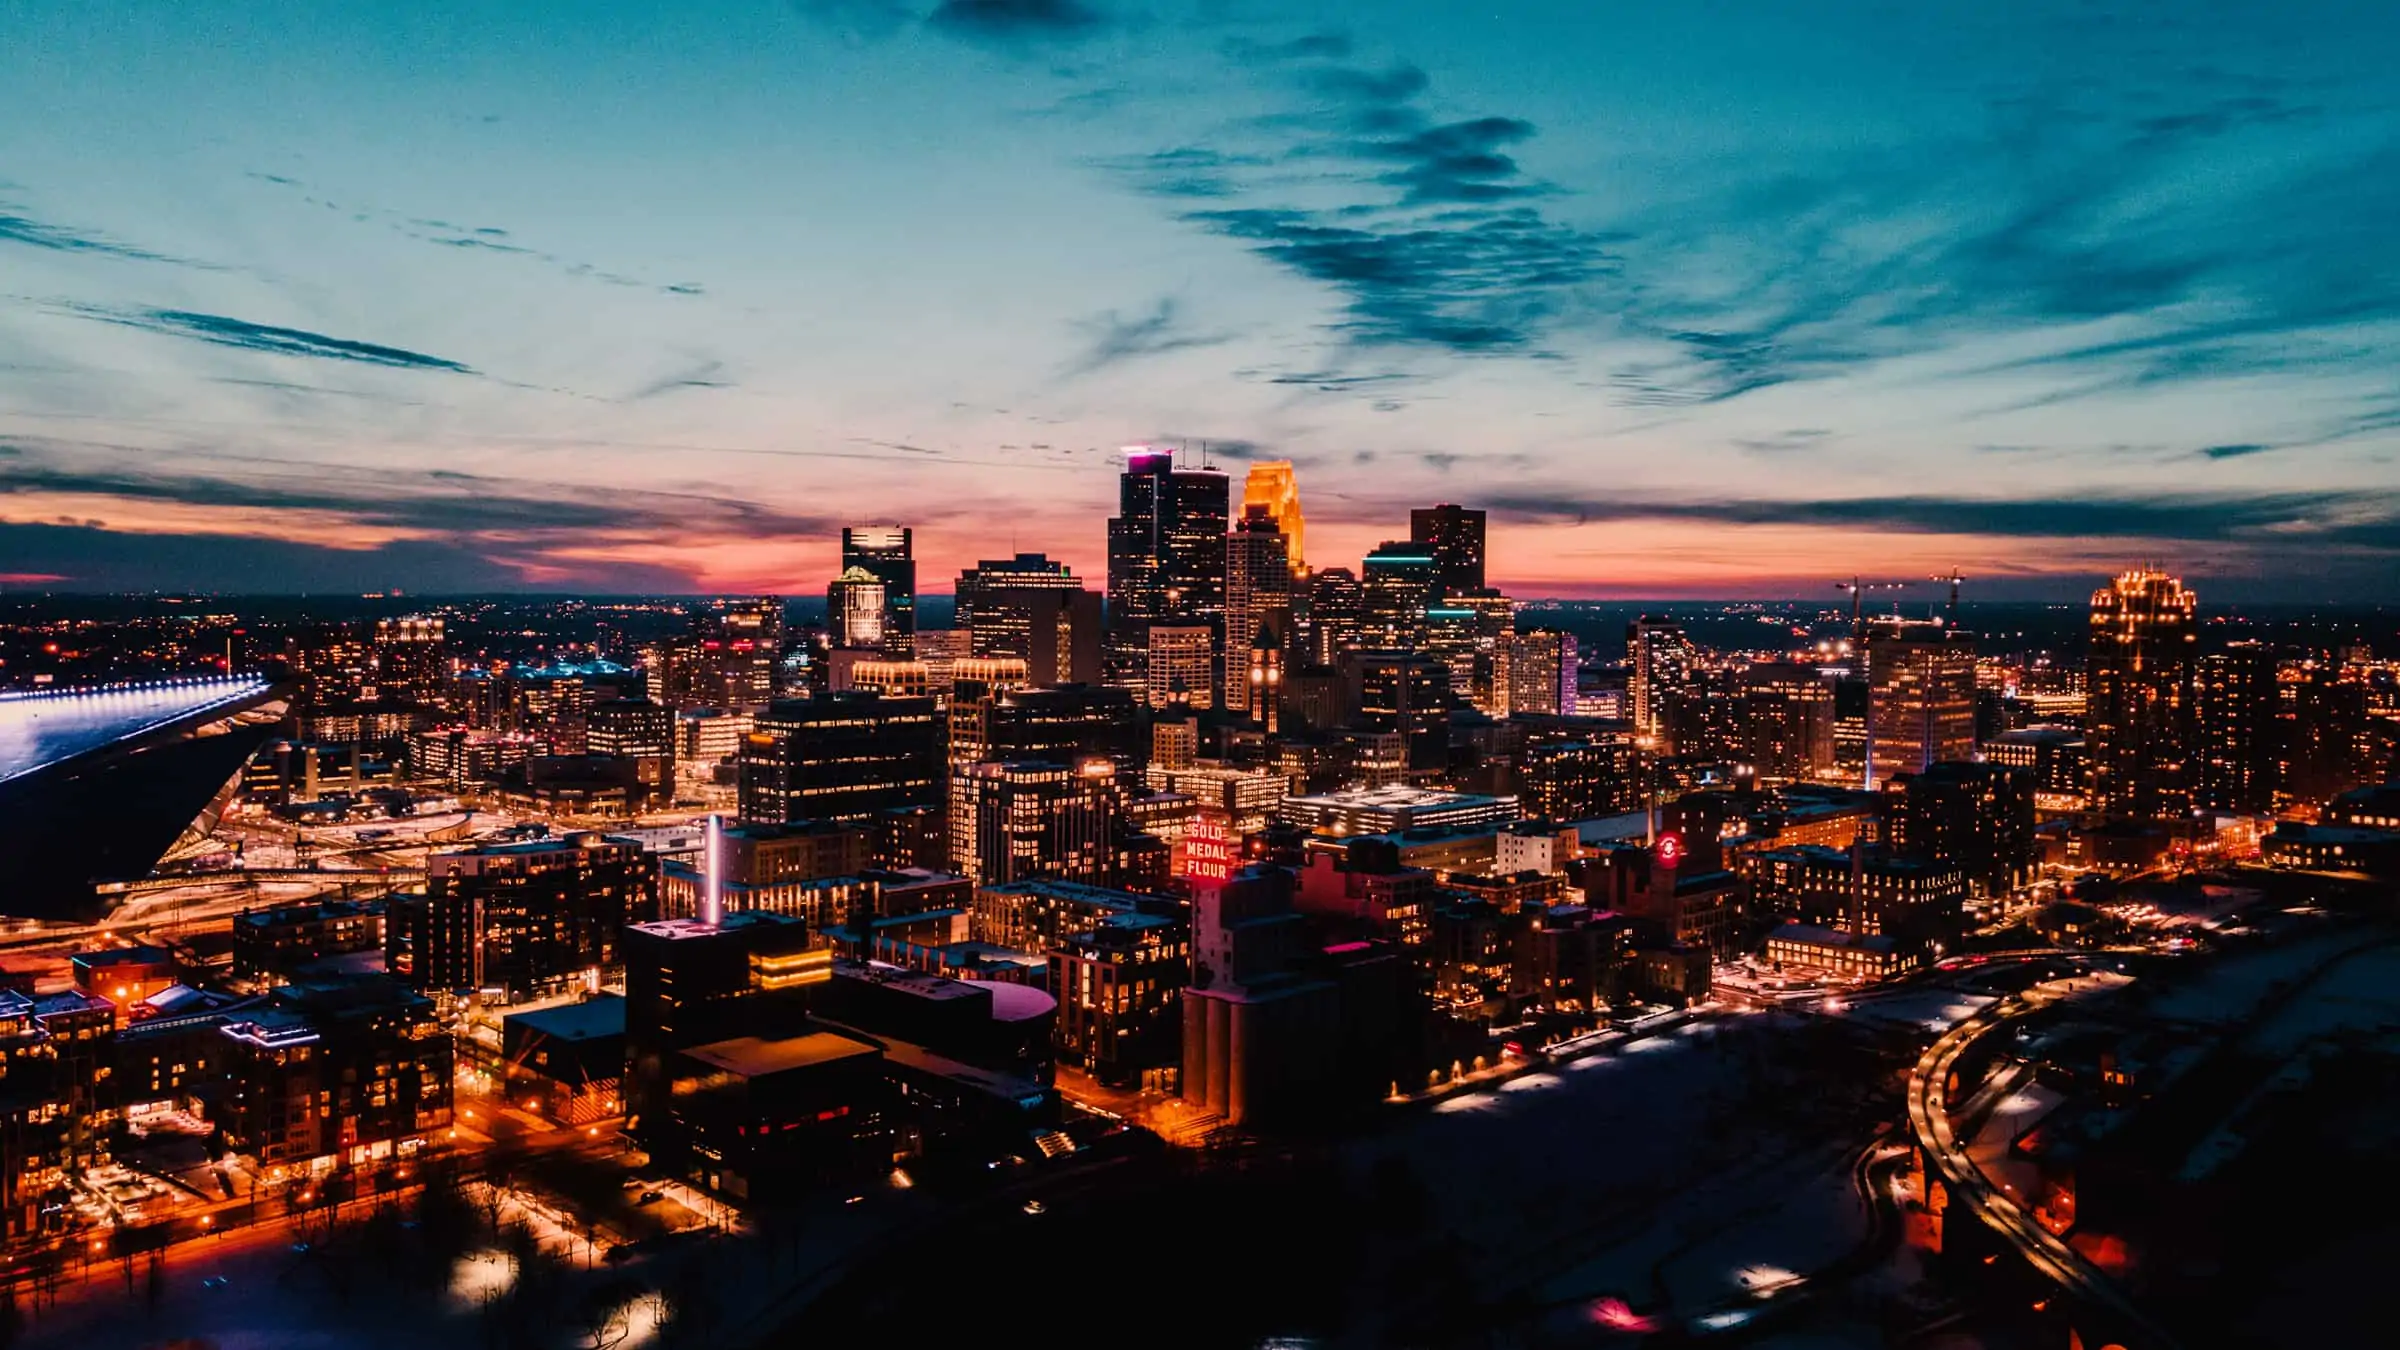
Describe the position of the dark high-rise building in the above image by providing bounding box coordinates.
[1351,651,1451,773]
[1105,446,1230,679]
[621,912,831,1155]
[954,553,1101,686]
[2195,642,2280,813]
[2087,567,2198,820]
[1865,618,1977,784]
[1301,567,1363,666]
[1883,761,2036,900]
[1410,503,1487,595]
[1224,506,1294,714]
[738,694,943,824]
[949,681,1143,771]
[2285,664,2383,806]
[841,526,917,658]
[1360,542,1442,650]
[386,834,656,997]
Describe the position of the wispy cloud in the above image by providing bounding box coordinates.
[1065,298,1234,375]
[0,205,211,269]
[62,305,476,373]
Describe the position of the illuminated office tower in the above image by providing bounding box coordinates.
[840,526,916,658]
[1508,629,1577,718]
[947,759,1121,885]
[737,693,942,824]
[1409,503,1487,595]
[1360,542,1442,650]
[1105,446,1230,681]
[1224,506,1294,714]
[1627,616,1694,743]
[1146,625,1215,710]
[2086,566,2198,820]
[826,567,887,650]
[372,615,448,706]
[1448,591,1515,716]
[1741,662,1835,781]
[699,598,784,708]
[1242,461,1307,577]
[1301,567,1362,666]
[1865,618,1977,782]
[2194,641,2279,813]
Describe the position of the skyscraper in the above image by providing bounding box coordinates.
[954,554,1099,687]
[1224,506,1294,714]
[1410,503,1487,595]
[840,526,916,658]
[737,693,942,825]
[2195,641,2279,813]
[1865,618,1978,783]
[1242,461,1307,577]
[1301,567,1363,666]
[372,615,448,707]
[1508,629,1578,718]
[1146,625,1215,710]
[1360,542,1442,650]
[1627,616,1695,744]
[2086,566,2198,820]
[947,759,1122,885]
[1740,662,1834,781]
[826,567,887,650]
[698,598,783,708]
[1105,446,1230,681]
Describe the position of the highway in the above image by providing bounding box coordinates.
[1905,992,2184,1350]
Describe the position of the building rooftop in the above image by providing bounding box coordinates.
[504,994,626,1044]
[629,911,805,941]
[682,1031,880,1078]
[1285,784,1508,810]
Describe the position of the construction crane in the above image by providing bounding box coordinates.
[1835,578,1910,644]
[1929,569,1965,626]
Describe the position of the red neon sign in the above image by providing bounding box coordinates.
[1654,832,1684,867]
[1184,808,1238,884]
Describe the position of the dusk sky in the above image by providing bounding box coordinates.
[4,1,2397,599]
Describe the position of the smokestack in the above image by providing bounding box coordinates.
[702,813,725,927]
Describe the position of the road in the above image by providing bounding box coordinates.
[1905,990,2184,1350]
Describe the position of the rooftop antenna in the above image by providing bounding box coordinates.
[1930,569,1964,626]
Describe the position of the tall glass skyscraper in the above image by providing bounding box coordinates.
[840,526,915,658]
[2086,566,2198,820]
[1105,446,1229,682]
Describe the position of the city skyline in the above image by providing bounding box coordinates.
[6,1,2400,599]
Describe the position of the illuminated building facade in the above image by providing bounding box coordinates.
[1864,618,1977,783]
[826,566,888,650]
[954,553,1099,686]
[1359,542,1441,650]
[1627,616,1694,743]
[370,615,448,707]
[840,525,916,658]
[387,833,655,998]
[1351,650,1451,773]
[1508,628,1577,717]
[1105,447,1230,681]
[1741,662,1835,781]
[214,977,453,1169]
[2087,566,2198,820]
[738,693,942,825]
[947,759,1123,885]
[1146,624,1215,710]
[1241,460,1307,576]
[1224,506,1293,714]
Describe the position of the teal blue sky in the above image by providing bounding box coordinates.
[3,1,2397,598]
